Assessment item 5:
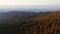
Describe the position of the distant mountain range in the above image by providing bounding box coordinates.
[0,6,60,12]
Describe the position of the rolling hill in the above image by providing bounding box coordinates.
[0,11,50,24]
[15,11,60,34]
[0,11,36,24]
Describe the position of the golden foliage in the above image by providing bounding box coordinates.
[23,11,60,34]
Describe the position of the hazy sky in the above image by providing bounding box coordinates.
[0,0,60,7]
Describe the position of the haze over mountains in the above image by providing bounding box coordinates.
[0,0,60,34]
[0,6,60,12]
[0,9,59,34]
[0,6,60,34]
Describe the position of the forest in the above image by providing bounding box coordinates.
[0,11,60,34]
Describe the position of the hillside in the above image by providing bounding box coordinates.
[16,11,60,34]
[0,11,52,34]
[0,11,37,34]
[0,11,50,24]
[0,11,36,24]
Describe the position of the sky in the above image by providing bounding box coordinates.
[0,0,60,7]
[0,0,60,12]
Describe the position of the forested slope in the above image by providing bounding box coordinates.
[16,11,60,34]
